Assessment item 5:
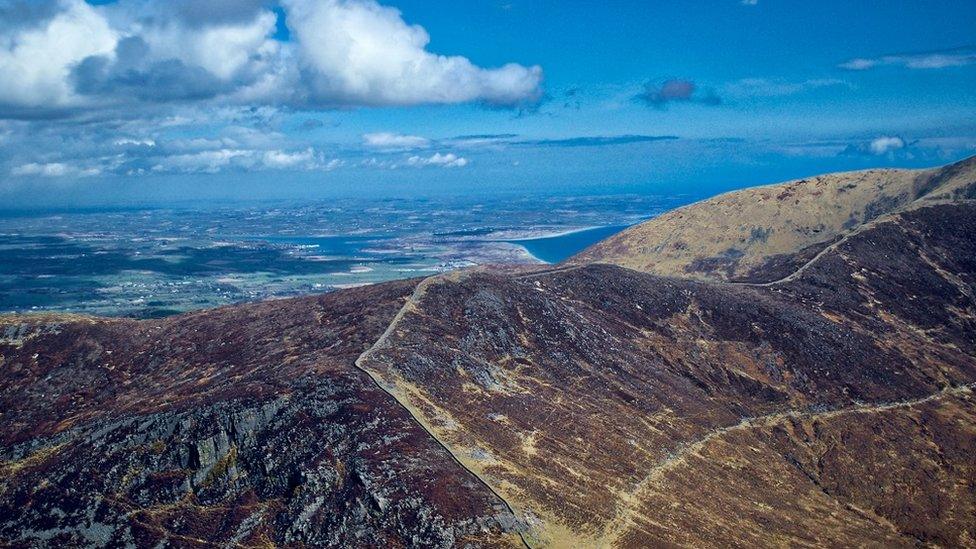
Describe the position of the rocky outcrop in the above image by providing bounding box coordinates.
[0,280,522,548]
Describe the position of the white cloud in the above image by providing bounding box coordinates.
[902,53,976,69]
[263,148,315,169]
[262,147,339,170]
[0,0,543,176]
[360,157,400,169]
[282,0,542,107]
[0,0,117,111]
[152,148,251,173]
[838,58,877,71]
[363,132,431,150]
[114,138,157,147]
[868,136,905,155]
[4,109,345,177]
[723,78,848,98]
[138,10,279,81]
[838,135,917,158]
[145,145,338,174]
[406,152,469,168]
[12,161,100,177]
[840,48,976,71]
[0,0,543,116]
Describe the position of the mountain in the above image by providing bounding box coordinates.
[0,283,522,547]
[571,155,976,282]
[2,156,975,548]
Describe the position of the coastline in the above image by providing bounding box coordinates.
[501,224,631,264]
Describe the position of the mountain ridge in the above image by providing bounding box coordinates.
[2,157,975,547]
[570,155,976,282]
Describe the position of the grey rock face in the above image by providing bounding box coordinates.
[0,280,521,548]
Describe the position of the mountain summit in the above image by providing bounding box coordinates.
[571,155,976,282]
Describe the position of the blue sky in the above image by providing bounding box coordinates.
[0,0,974,207]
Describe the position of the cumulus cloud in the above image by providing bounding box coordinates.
[139,9,278,80]
[363,132,431,150]
[283,0,542,107]
[262,147,334,170]
[73,49,230,103]
[0,0,543,178]
[781,136,974,163]
[0,0,543,118]
[150,146,336,173]
[406,152,468,168]
[0,0,117,115]
[151,148,250,173]
[0,0,284,115]
[839,47,976,71]
[635,79,721,108]
[868,136,906,155]
[114,137,157,147]
[1,109,342,177]
[840,136,911,158]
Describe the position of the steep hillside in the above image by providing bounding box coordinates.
[0,281,524,548]
[571,156,976,282]
[2,158,975,548]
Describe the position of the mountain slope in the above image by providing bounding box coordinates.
[0,281,524,548]
[358,200,976,546]
[2,158,975,548]
[570,155,976,282]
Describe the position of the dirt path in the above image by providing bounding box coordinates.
[353,272,532,549]
[350,199,975,547]
[601,382,976,546]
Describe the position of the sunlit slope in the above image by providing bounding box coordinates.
[571,156,976,282]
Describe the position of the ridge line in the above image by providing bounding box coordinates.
[735,198,976,287]
[352,274,533,549]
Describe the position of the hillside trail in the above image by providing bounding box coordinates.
[600,382,975,546]
[349,199,975,548]
[353,271,532,549]
[355,271,975,548]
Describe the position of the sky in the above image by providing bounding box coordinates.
[0,0,974,208]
